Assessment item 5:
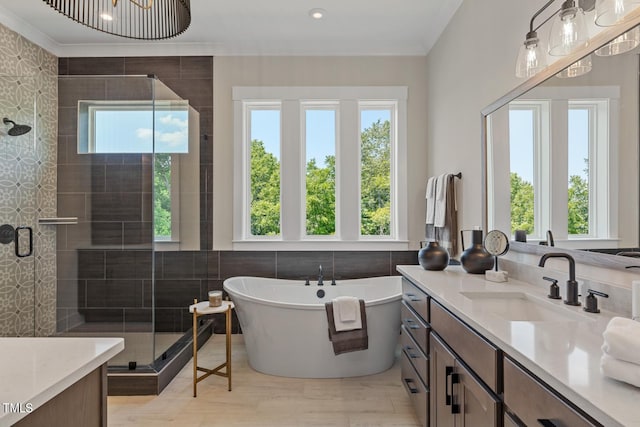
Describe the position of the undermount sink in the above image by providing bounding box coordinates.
[459,291,590,322]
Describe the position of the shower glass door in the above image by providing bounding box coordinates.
[0,75,37,337]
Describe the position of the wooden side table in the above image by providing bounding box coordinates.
[189,299,234,397]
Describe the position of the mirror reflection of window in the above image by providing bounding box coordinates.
[568,106,591,236]
[509,105,538,238]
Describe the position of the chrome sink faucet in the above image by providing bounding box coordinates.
[538,253,581,306]
[318,265,324,286]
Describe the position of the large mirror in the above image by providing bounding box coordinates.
[483,11,640,267]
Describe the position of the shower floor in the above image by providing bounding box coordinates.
[61,322,183,367]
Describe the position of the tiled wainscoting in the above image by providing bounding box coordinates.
[75,250,419,333]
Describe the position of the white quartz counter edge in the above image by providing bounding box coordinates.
[0,337,124,426]
[397,265,640,427]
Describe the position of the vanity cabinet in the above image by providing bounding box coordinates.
[400,278,430,427]
[503,356,600,427]
[429,306,500,427]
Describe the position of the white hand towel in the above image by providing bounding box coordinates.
[425,176,436,225]
[332,296,362,332]
[434,173,450,227]
[602,316,640,365]
[601,354,640,388]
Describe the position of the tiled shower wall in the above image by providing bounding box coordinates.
[0,23,58,337]
[58,56,419,334]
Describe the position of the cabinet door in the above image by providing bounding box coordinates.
[430,333,456,427]
[455,359,500,427]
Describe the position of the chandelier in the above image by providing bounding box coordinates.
[43,0,191,40]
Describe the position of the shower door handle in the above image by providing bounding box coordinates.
[15,226,33,257]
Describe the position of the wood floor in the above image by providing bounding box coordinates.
[108,334,420,426]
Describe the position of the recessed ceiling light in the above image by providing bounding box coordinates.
[100,12,113,21]
[309,8,326,20]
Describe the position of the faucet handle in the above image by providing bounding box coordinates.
[584,289,608,313]
[304,277,310,286]
[543,276,561,299]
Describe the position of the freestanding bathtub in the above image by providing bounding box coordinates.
[223,276,402,378]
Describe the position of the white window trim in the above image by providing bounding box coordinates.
[232,86,408,251]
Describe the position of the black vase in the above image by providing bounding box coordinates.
[460,229,494,274]
[418,241,449,271]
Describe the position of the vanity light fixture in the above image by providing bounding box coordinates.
[309,8,326,19]
[595,0,640,26]
[594,25,640,54]
[548,0,589,56]
[42,0,191,40]
[516,0,596,77]
[555,54,593,77]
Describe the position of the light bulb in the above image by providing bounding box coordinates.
[595,0,640,26]
[516,32,547,78]
[549,1,589,56]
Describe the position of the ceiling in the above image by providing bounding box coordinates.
[0,0,462,57]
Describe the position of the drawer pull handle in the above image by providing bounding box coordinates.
[445,366,454,406]
[403,378,419,394]
[451,373,460,414]
[403,345,419,359]
[403,319,420,330]
[404,293,421,302]
[537,420,557,427]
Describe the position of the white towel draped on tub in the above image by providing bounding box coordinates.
[602,316,640,365]
[332,296,362,332]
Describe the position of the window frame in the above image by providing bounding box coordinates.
[232,86,408,250]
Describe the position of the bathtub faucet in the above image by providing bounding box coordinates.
[318,265,324,286]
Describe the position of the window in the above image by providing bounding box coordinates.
[78,100,194,243]
[304,105,337,236]
[233,87,408,249]
[505,89,614,246]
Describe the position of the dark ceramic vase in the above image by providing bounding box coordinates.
[460,229,494,274]
[418,241,449,271]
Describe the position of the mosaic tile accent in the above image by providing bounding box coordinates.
[0,23,57,337]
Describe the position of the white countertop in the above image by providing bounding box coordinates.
[397,265,640,427]
[0,337,124,426]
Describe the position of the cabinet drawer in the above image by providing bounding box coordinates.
[402,277,429,322]
[430,299,500,393]
[503,356,600,427]
[401,350,428,427]
[401,302,429,355]
[401,324,428,384]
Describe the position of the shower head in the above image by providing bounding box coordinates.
[3,118,32,136]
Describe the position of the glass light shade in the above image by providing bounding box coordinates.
[595,26,640,55]
[548,3,589,56]
[556,54,593,78]
[595,0,640,26]
[516,36,547,78]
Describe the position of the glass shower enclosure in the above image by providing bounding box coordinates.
[55,75,201,368]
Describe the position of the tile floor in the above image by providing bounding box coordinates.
[108,334,420,426]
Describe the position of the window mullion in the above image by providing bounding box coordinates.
[339,100,360,241]
[281,100,301,241]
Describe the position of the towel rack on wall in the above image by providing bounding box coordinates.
[453,172,462,179]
